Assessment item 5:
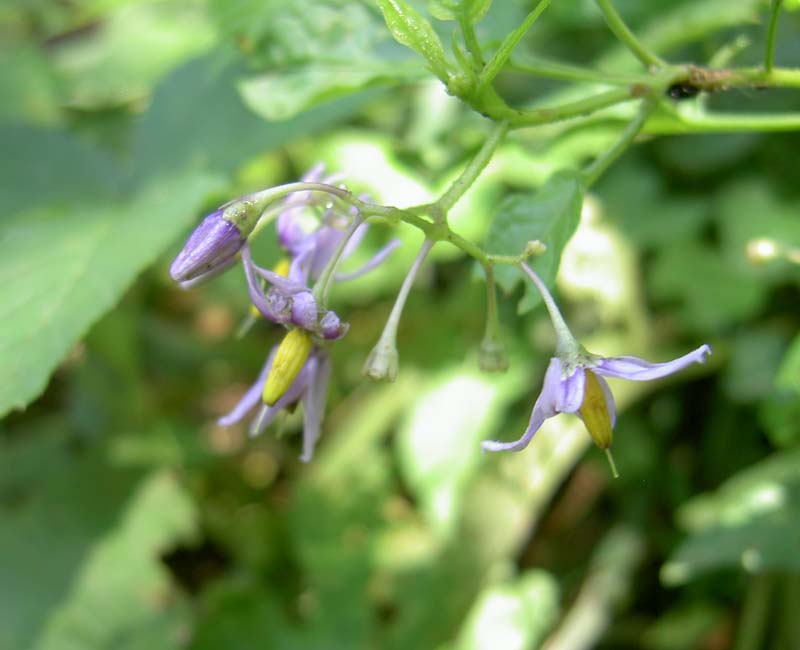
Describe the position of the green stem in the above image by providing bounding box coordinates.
[503,87,637,128]
[765,0,782,73]
[436,121,509,213]
[477,0,551,90]
[646,107,800,134]
[727,66,800,88]
[518,261,579,356]
[508,56,656,86]
[483,264,501,341]
[581,99,654,187]
[595,0,665,68]
[733,574,773,650]
[312,216,364,306]
[375,239,435,348]
[459,15,484,68]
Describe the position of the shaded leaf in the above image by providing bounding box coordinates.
[484,173,583,313]
[0,171,224,417]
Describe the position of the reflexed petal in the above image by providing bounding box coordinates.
[300,354,331,462]
[218,347,276,426]
[482,358,562,452]
[252,264,308,294]
[593,344,711,381]
[242,245,285,321]
[336,239,401,282]
[310,225,345,278]
[481,402,549,452]
[339,221,368,262]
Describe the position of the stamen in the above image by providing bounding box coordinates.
[262,330,313,406]
[579,370,613,449]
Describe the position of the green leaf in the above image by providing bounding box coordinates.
[396,365,526,536]
[662,448,800,585]
[484,173,583,313]
[34,471,197,650]
[378,0,451,79]
[428,0,493,24]
[0,170,223,418]
[238,60,426,121]
[649,240,766,333]
[0,426,196,650]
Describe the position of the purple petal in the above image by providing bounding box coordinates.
[170,210,243,282]
[595,373,616,428]
[300,354,331,462]
[593,344,712,382]
[309,226,345,278]
[339,222,368,262]
[242,244,285,322]
[291,292,319,329]
[482,358,563,452]
[177,255,238,289]
[218,347,276,426]
[557,366,586,414]
[336,239,401,282]
[252,264,308,294]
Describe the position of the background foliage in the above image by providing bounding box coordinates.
[1,1,799,649]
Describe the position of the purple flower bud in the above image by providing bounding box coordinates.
[319,311,348,340]
[170,210,244,284]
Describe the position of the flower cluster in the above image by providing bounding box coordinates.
[170,169,711,475]
[170,166,399,461]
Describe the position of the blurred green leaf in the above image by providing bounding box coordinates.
[396,365,525,536]
[51,1,215,109]
[484,173,583,313]
[0,427,195,650]
[0,170,223,417]
[649,240,766,332]
[721,327,788,403]
[35,471,197,650]
[428,0,492,24]
[238,60,426,121]
[663,448,800,584]
[776,334,800,394]
[0,45,61,126]
[378,0,450,79]
[642,602,726,650]
[453,570,559,650]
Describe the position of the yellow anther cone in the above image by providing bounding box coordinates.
[262,329,313,406]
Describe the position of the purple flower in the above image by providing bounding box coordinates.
[219,344,331,462]
[170,210,244,286]
[481,345,712,455]
[481,262,712,476]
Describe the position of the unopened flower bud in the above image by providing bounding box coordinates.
[262,330,313,406]
[319,311,348,340]
[363,339,399,382]
[170,210,244,284]
[479,337,509,373]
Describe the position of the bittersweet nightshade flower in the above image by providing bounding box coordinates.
[481,262,711,477]
[218,341,331,462]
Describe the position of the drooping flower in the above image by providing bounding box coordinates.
[218,339,331,462]
[481,262,712,476]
